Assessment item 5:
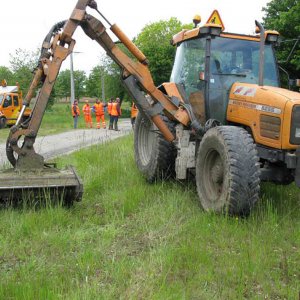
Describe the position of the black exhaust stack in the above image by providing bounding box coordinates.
[256,20,265,86]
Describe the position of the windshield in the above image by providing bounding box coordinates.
[210,36,279,87]
[170,36,279,97]
[0,95,3,106]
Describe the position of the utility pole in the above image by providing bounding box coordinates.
[70,52,75,104]
[101,74,105,101]
[70,51,83,104]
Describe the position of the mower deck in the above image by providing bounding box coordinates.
[0,165,83,207]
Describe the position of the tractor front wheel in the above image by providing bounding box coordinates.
[196,126,260,215]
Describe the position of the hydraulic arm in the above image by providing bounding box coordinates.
[8,0,193,169]
[2,0,194,205]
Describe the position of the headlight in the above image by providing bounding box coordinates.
[265,31,279,43]
[290,105,300,144]
[266,34,279,43]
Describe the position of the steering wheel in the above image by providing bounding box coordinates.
[231,67,254,75]
[230,67,243,74]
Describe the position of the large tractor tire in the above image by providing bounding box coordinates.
[134,113,176,182]
[196,126,260,215]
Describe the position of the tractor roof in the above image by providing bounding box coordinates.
[0,86,18,94]
[171,10,279,46]
[171,25,262,46]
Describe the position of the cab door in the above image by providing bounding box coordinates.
[1,94,15,124]
[170,37,207,124]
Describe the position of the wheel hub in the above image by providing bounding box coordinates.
[204,150,224,200]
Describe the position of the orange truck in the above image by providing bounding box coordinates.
[0,80,31,128]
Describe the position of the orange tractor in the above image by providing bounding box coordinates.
[1,0,300,215]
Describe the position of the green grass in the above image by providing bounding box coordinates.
[0,135,299,299]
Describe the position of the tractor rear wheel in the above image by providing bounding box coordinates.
[196,126,260,215]
[134,113,176,182]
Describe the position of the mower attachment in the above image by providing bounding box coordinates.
[0,165,83,207]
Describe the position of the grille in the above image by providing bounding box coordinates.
[260,114,281,140]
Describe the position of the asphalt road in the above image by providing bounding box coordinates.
[0,119,132,167]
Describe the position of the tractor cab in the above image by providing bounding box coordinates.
[170,10,280,124]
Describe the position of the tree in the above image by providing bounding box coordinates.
[263,0,300,78]
[0,66,14,83]
[55,69,87,101]
[85,65,104,98]
[9,48,39,72]
[134,18,190,85]
[9,48,40,94]
[86,54,131,102]
[101,55,128,101]
[55,70,71,100]
[73,70,87,99]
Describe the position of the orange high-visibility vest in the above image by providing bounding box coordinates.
[131,103,138,118]
[107,102,112,115]
[71,104,80,117]
[82,104,91,115]
[93,103,104,116]
[111,102,120,116]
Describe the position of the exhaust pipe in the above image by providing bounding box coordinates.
[255,20,265,86]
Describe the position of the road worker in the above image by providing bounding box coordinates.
[110,97,121,130]
[93,99,106,129]
[71,99,80,129]
[107,97,113,129]
[82,99,93,128]
[130,102,138,128]
[107,98,113,116]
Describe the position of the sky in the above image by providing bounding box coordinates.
[1,0,270,74]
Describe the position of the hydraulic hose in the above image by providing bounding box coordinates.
[40,20,67,60]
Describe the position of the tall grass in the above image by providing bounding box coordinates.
[0,135,299,299]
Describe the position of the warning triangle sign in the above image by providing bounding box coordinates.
[206,10,225,31]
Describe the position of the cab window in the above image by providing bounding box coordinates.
[13,95,19,107]
[170,38,206,98]
[3,95,12,108]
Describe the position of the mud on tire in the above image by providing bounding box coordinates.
[134,113,176,182]
[196,126,260,215]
